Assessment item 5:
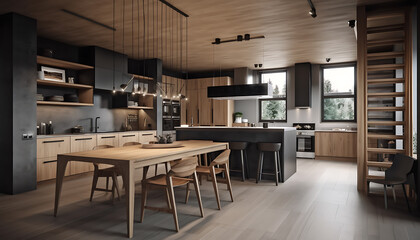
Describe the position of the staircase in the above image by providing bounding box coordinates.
[356,6,412,192]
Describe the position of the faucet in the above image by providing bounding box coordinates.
[95,117,100,133]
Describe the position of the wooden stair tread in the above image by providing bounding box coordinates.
[367,78,405,84]
[367,51,404,60]
[367,38,404,47]
[367,24,405,34]
[367,92,405,97]
[367,161,393,168]
[367,121,404,126]
[367,64,405,71]
[367,134,404,139]
[367,148,405,153]
[367,106,405,111]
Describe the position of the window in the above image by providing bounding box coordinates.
[259,71,287,122]
[321,64,356,122]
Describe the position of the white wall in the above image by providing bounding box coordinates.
[234,64,357,130]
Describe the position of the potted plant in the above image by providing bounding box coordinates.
[234,112,243,123]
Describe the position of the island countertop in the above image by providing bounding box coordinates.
[175,126,297,131]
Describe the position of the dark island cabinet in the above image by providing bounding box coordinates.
[80,47,128,91]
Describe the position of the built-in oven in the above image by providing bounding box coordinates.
[293,123,315,159]
[163,117,173,131]
[172,117,180,129]
[163,99,172,117]
[171,100,180,117]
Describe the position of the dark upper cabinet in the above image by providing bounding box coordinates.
[295,62,312,108]
[80,47,129,91]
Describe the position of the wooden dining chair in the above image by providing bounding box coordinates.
[90,145,121,203]
[186,150,233,210]
[140,156,204,232]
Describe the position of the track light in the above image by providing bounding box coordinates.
[237,35,243,41]
[212,34,265,45]
[244,34,250,41]
[309,9,317,18]
[348,20,356,28]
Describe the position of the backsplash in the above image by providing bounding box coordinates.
[37,91,154,134]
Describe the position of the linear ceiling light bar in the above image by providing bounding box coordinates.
[212,34,265,45]
[61,9,116,31]
[158,0,189,17]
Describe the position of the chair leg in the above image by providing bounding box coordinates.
[112,172,121,201]
[244,149,249,179]
[224,164,234,202]
[165,188,172,209]
[256,151,263,183]
[193,172,204,217]
[140,182,148,223]
[90,168,99,201]
[210,166,221,210]
[154,164,158,176]
[392,185,397,203]
[276,151,282,182]
[383,184,388,209]
[401,184,411,213]
[111,180,115,205]
[185,182,190,204]
[106,176,109,191]
[167,177,179,232]
[274,152,279,186]
[240,150,246,182]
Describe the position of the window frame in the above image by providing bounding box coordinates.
[258,69,287,122]
[321,62,357,123]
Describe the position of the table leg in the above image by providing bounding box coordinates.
[121,161,134,238]
[54,157,68,217]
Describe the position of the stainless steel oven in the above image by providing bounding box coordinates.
[163,99,171,117]
[293,123,315,159]
[163,117,173,131]
[171,100,180,117]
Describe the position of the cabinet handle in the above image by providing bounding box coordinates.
[43,140,65,144]
[75,137,93,141]
[101,136,116,139]
[122,135,136,137]
[43,160,57,164]
[142,133,153,136]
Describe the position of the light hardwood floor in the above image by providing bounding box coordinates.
[0,159,419,240]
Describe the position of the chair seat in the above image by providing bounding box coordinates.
[145,174,191,187]
[196,166,224,174]
[369,178,407,185]
[257,142,281,152]
[229,142,248,150]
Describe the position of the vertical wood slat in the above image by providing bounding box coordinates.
[356,6,367,193]
[404,8,412,156]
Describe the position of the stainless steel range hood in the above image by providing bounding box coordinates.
[207,67,273,100]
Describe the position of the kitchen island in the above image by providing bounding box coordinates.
[176,127,296,182]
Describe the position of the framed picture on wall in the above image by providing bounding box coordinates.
[41,66,66,82]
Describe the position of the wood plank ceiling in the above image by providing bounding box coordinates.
[0,0,403,72]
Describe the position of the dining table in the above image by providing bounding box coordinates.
[53,140,229,238]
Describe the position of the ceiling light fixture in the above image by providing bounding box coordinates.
[212,34,265,45]
[307,0,317,18]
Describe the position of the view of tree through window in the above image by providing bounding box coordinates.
[322,65,356,121]
[260,71,287,122]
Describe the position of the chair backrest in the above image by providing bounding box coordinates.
[169,156,197,178]
[93,145,114,150]
[385,154,415,181]
[123,142,141,147]
[210,149,231,167]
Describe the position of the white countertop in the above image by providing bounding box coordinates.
[315,129,357,133]
[37,130,156,139]
[175,126,296,131]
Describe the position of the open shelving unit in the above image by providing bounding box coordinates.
[37,56,94,107]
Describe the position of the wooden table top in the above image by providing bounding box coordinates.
[58,140,228,164]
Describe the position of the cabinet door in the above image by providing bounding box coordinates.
[94,47,128,91]
[212,77,233,126]
[180,79,187,125]
[198,78,213,126]
[118,132,139,147]
[139,131,157,144]
[70,135,97,174]
[37,137,71,182]
[186,80,198,126]
[37,157,71,182]
[315,132,334,157]
[331,132,357,158]
[97,133,119,147]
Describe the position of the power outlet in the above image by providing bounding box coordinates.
[22,133,34,140]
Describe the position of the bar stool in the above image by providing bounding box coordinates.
[256,143,282,186]
[229,142,249,181]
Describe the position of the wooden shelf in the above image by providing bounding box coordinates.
[367,106,405,111]
[367,92,405,97]
[367,24,404,34]
[366,175,385,181]
[367,38,404,47]
[127,106,154,110]
[368,134,404,139]
[37,80,93,89]
[367,148,405,154]
[367,121,405,126]
[367,64,405,71]
[37,101,93,106]
[367,161,393,168]
[131,73,154,81]
[367,78,405,84]
[367,51,404,60]
[37,56,94,70]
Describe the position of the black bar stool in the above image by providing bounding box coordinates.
[228,142,249,181]
[256,143,282,186]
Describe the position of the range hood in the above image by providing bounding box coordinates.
[295,63,312,108]
[208,67,273,100]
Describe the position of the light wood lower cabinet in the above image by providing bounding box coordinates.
[37,137,71,182]
[139,131,157,144]
[70,135,97,175]
[315,131,357,160]
[96,133,119,147]
[118,132,139,147]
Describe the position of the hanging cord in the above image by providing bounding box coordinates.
[142,0,145,77]
[112,0,116,93]
[152,0,155,59]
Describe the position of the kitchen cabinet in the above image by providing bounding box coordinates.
[70,135,97,174]
[315,131,357,160]
[97,133,119,147]
[198,78,213,126]
[118,132,139,146]
[36,137,71,182]
[139,131,157,144]
[186,79,199,126]
[212,77,233,126]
